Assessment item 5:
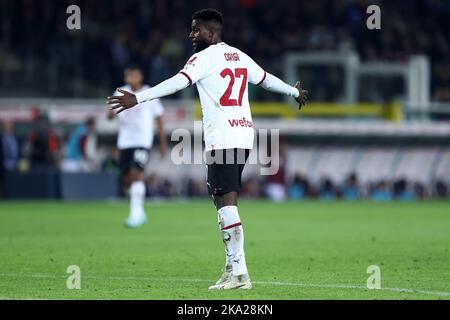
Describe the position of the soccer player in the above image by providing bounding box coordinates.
[108,65,168,228]
[107,9,307,289]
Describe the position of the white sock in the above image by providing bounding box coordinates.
[219,222,233,272]
[129,181,146,220]
[218,206,248,276]
[220,230,233,273]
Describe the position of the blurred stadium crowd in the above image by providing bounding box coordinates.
[0,0,449,101]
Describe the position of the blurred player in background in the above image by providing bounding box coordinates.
[107,9,307,289]
[108,65,167,228]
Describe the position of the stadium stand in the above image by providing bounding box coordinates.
[0,0,449,101]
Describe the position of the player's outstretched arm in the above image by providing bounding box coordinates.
[259,73,308,109]
[107,73,190,114]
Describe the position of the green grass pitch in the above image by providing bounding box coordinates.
[0,200,449,300]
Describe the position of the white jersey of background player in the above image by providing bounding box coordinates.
[109,65,167,228]
[107,9,307,290]
[115,84,163,150]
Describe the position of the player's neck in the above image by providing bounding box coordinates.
[210,37,222,45]
[130,84,143,92]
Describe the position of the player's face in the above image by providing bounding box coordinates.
[189,19,211,53]
[124,69,143,88]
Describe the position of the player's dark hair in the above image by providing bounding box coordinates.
[192,8,224,26]
[124,63,144,73]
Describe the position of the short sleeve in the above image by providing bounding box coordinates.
[179,53,209,86]
[141,98,164,118]
[246,55,266,85]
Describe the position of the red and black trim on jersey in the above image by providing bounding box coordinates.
[256,70,267,86]
[179,71,192,87]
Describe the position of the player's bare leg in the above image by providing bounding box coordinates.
[209,192,252,290]
[124,168,147,228]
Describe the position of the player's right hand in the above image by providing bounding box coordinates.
[294,81,308,110]
[107,88,138,114]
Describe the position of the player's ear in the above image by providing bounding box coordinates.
[206,28,213,40]
[206,24,214,40]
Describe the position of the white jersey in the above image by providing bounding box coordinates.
[114,84,164,150]
[179,42,266,152]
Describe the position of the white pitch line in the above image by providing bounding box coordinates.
[0,273,449,298]
[253,280,450,297]
[0,296,43,300]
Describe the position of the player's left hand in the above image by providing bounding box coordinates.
[107,89,138,114]
[294,81,308,110]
